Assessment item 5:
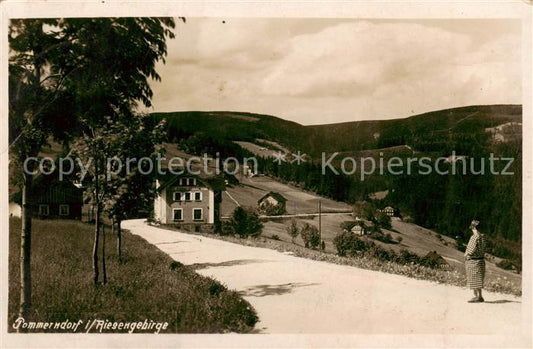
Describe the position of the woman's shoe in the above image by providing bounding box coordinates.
[468,297,483,303]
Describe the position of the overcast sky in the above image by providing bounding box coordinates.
[145,18,521,125]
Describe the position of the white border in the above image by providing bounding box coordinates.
[1,1,531,348]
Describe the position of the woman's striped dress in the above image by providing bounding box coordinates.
[465,232,486,289]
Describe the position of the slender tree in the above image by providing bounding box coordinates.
[101,114,167,264]
[9,18,176,300]
[9,19,72,321]
[286,219,299,243]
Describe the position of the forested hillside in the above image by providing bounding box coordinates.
[154,105,522,266]
[153,105,521,155]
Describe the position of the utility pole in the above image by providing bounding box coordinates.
[318,200,322,250]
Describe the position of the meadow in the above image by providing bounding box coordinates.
[8,218,257,333]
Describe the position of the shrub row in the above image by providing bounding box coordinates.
[333,231,444,269]
[170,223,521,296]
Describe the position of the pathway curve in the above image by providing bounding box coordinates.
[123,219,525,337]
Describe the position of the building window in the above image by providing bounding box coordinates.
[184,192,191,201]
[39,205,49,216]
[179,178,185,186]
[59,204,69,216]
[173,208,183,221]
[194,192,202,201]
[191,178,196,186]
[173,192,182,201]
[193,208,203,221]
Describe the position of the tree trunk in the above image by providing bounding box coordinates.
[93,204,100,285]
[102,222,107,284]
[19,173,33,323]
[93,142,100,285]
[117,219,122,263]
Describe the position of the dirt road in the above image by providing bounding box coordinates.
[123,219,526,341]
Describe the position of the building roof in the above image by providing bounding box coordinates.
[258,191,287,205]
[12,170,82,205]
[156,173,213,193]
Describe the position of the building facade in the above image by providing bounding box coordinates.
[154,175,215,232]
[32,177,83,219]
[383,206,395,217]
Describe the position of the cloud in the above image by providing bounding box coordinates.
[147,18,521,125]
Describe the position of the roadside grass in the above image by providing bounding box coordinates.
[8,218,257,333]
[159,224,521,297]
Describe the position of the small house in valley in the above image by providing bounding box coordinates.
[382,206,395,217]
[257,191,287,215]
[351,224,365,236]
[153,174,216,232]
[341,220,369,236]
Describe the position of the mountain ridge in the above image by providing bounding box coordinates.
[153,104,522,154]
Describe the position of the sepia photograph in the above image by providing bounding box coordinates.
[1,1,531,348]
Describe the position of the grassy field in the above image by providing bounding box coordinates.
[233,141,277,158]
[221,175,352,217]
[8,218,257,333]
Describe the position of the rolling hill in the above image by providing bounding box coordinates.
[152,104,522,155]
[153,104,523,258]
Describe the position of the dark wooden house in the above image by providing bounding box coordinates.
[15,172,83,220]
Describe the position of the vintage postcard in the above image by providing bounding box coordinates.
[1,1,531,348]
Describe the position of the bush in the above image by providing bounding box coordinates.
[271,234,280,241]
[353,201,374,220]
[333,231,445,271]
[455,238,466,252]
[286,219,299,243]
[170,261,184,270]
[375,211,392,229]
[369,231,396,244]
[208,282,227,297]
[220,221,235,236]
[333,231,356,257]
[496,259,521,273]
[300,223,320,249]
[396,249,421,265]
[333,231,372,256]
[231,207,263,238]
[396,236,403,244]
[366,244,396,262]
[420,251,448,269]
[485,236,522,261]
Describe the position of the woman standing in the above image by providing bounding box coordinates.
[464,220,486,303]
